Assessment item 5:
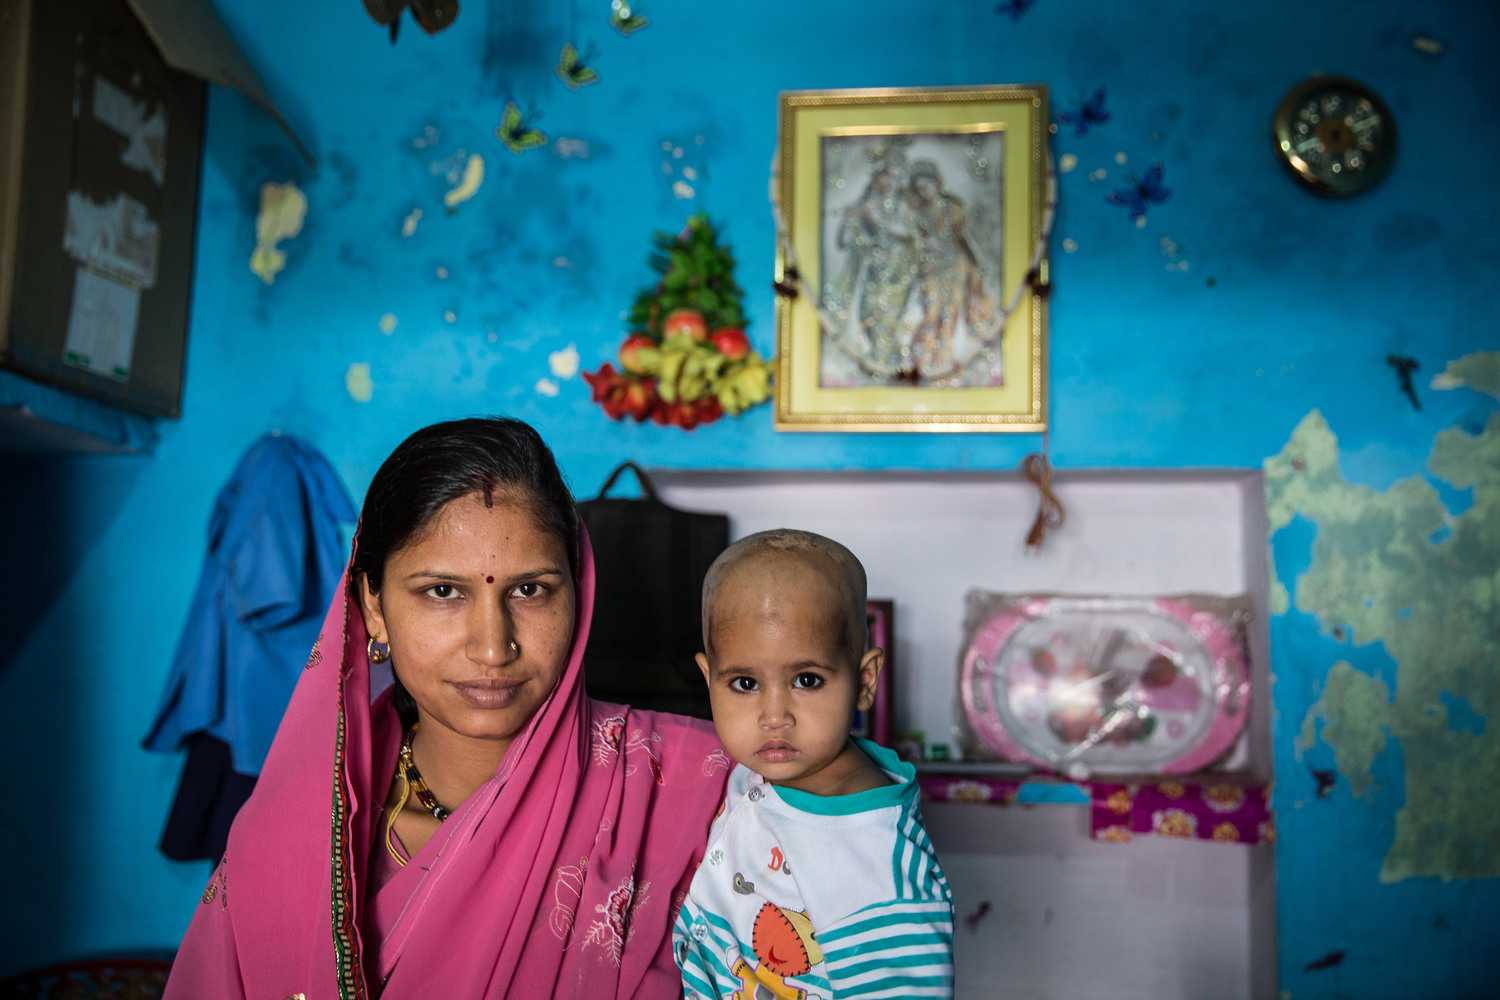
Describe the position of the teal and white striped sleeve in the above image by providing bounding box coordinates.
[674,898,744,1000]
[815,896,955,998]
[816,794,955,998]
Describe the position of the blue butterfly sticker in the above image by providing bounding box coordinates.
[1106,162,1171,221]
[994,0,1037,22]
[1057,88,1110,136]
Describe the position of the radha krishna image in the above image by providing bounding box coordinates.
[817,131,1006,388]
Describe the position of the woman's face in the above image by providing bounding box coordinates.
[358,493,576,752]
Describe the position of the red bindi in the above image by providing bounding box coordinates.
[486,575,494,584]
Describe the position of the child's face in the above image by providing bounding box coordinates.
[696,564,881,795]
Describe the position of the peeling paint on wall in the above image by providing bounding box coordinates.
[250,181,307,284]
[1431,350,1500,400]
[443,154,485,209]
[1297,661,1390,801]
[1267,355,1500,881]
[345,362,373,402]
[548,343,579,379]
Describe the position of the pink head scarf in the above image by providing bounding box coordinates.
[165,525,731,999]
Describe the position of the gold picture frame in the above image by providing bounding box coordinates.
[774,85,1050,432]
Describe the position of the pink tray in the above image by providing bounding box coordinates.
[961,597,1249,775]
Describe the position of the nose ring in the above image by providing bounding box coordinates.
[509,639,520,653]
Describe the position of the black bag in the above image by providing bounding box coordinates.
[578,462,729,718]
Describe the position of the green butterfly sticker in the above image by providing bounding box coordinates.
[610,0,648,35]
[556,42,600,90]
[495,101,547,154]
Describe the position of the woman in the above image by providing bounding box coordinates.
[164,418,731,999]
[825,159,917,374]
[906,160,996,379]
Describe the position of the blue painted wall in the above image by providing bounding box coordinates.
[2,0,1496,993]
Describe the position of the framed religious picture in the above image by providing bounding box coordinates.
[853,599,896,746]
[774,85,1051,432]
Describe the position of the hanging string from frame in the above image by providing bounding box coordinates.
[1020,440,1065,554]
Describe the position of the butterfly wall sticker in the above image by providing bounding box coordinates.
[363,0,459,43]
[1106,162,1171,221]
[994,0,1038,21]
[1057,88,1110,136]
[610,0,648,35]
[496,101,548,154]
[557,42,601,90]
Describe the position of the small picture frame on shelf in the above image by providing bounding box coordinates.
[854,599,896,746]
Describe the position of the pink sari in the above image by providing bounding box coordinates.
[165,533,731,999]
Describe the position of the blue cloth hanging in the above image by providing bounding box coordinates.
[144,433,355,776]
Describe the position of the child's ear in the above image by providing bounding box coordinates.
[696,652,712,686]
[855,646,883,712]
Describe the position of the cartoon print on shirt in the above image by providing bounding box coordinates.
[730,902,825,1000]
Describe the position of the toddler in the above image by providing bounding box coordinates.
[674,529,954,999]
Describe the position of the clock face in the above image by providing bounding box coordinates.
[1273,76,1396,196]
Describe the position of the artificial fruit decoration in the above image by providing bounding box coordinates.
[583,215,774,429]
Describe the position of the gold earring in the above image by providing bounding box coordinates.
[508,639,520,652]
[368,637,391,664]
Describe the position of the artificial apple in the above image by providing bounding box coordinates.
[618,334,657,374]
[661,308,707,342]
[709,326,750,361]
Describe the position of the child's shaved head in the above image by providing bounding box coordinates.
[702,529,868,663]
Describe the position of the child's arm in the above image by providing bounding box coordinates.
[673,897,735,1000]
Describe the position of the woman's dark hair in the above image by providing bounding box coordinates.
[351,417,580,724]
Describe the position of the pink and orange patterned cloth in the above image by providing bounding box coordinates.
[1086,780,1274,845]
[916,774,1274,846]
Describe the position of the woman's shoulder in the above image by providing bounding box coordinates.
[588,699,713,735]
[587,700,731,776]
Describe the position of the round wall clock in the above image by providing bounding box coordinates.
[1272,75,1396,196]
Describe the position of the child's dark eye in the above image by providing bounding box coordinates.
[792,673,823,690]
[728,677,758,693]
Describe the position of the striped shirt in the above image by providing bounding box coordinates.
[674,739,954,999]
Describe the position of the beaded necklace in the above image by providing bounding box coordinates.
[398,724,451,821]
